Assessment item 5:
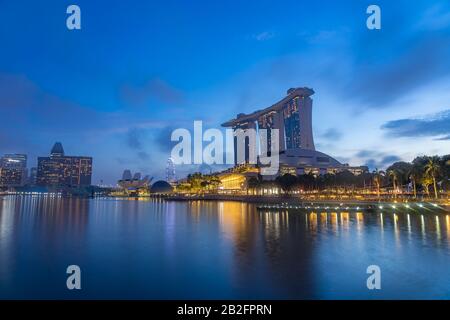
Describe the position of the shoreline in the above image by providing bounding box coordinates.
[164,194,450,211]
[2,192,449,211]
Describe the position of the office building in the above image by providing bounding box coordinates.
[36,142,92,187]
[0,154,27,187]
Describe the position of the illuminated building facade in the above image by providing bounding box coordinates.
[222,88,366,177]
[166,157,176,183]
[36,142,92,187]
[0,154,27,187]
[223,88,316,158]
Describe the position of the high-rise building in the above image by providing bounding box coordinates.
[222,87,316,163]
[222,88,366,176]
[29,167,37,185]
[0,154,27,187]
[166,158,176,183]
[36,142,92,187]
[0,154,27,168]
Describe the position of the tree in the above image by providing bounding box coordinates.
[247,177,260,195]
[387,169,399,198]
[440,155,450,191]
[424,156,441,199]
[408,163,422,198]
[209,175,221,192]
[386,162,412,196]
[372,169,385,200]
[421,176,433,197]
[275,174,297,194]
[297,173,315,191]
[335,170,356,192]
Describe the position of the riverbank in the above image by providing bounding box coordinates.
[165,194,450,212]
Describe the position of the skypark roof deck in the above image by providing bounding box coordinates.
[221,87,314,127]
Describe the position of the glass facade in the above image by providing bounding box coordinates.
[283,96,301,149]
[36,143,92,186]
[257,111,276,155]
[37,156,92,186]
[0,154,27,187]
[233,122,255,164]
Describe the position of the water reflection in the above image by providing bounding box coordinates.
[0,195,449,299]
[447,215,450,244]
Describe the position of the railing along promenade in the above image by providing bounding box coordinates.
[164,192,450,211]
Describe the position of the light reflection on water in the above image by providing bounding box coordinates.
[0,195,449,299]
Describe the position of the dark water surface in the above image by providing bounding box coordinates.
[0,195,449,299]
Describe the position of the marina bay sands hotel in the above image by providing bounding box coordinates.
[221,87,366,177]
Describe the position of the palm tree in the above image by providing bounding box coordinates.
[247,177,260,195]
[425,157,441,199]
[275,174,297,195]
[387,169,399,198]
[372,169,385,200]
[421,176,433,198]
[408,164,422,199]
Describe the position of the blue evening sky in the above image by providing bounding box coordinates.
[0,0,449,184]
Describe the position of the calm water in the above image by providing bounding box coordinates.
[0,195,449,299]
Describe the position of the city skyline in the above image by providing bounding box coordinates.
[1,0,450,184]
[0,1,449,304]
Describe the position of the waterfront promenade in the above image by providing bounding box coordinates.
[165,193,450,212]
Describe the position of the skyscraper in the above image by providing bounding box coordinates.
[29,167,37,185]
[36,142,92,187]
[166,157,176,183]
[0,154,27,187]
[222,87,316,163]
[221,88,365,176]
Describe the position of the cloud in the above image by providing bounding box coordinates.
[354,149,402,170]
[355,150,377,158]
[321,128,342,140]
[381,109,450,139]
[418,4,450,31]
[348,38,450,108]
[126,128,145,150]
[153,121,199,154]
[313,3,450,110]
[380,155,402,166]
[434,135,450,141]
[120,78,184,107]
[155,126,178,153]
[124,127,153,162]
[0,72,176,182]
[137,151,150,161]
[253,31,275,41]
[364,155,402,171]
[0,73,103,134]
